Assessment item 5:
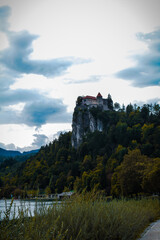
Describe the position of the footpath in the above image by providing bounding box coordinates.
[139,219,160,240]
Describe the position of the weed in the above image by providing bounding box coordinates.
[0,196,159,240]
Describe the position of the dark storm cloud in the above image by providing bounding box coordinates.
[0,85,71,126]
[0,5,87,127]
[0,96,72,126]
[116,29,160,87]
[21,98,72,126]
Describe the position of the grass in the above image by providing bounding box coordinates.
[0,194,160,240]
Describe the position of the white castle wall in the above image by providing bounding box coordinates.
[81,97,109,111]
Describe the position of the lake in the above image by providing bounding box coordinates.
[0,199,60,220]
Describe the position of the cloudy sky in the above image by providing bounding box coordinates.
[0,0,160,152]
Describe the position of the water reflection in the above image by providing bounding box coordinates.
[0,199,60,220]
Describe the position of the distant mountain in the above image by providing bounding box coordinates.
[0,148,21,157]
[22,149,39,156]
[0,148,39,162]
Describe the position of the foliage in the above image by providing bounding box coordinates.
[0,197,160,240]
[111,150,160,197]
[0,103,160,198]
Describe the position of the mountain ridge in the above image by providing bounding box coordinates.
[0,147,39,157]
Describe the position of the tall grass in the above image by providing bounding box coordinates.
[0,195,160,240]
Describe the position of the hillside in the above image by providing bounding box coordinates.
[0,101,160,198]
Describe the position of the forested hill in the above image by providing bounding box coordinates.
[0,103,160,198]
[0,148,21,157]
[0,149,39,164]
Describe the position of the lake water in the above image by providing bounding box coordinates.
[0,199,60,220]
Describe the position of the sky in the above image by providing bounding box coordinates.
[0,0,160,152]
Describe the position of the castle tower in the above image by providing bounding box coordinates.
[97,92,103,105]
[97,92,102,98]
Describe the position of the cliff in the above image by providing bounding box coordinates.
[71,106,103,148]
[71,93,114,148]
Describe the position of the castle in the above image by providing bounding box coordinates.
[76,92,109,111]
[72,93,113,148]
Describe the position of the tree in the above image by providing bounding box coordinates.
[153,103,160,116]
[114,102,120,111]
[127,124,142,143]
[121,104,125,112]
[90,156,105,190]
[67,176,74,190]
[55,173,66,193]
[56,148,69,162]
[142,158,160,195]
[111,170,121,197]
[111,149,149,197]
[74,177,82,193]
[141,104,150,122]
[81,171,92,191]
[115,145,127,164]
[82,155,92,171]
[107,94,113,110]
[141,123,154,142]
[126,104,133,116]
[115,122,128,146]
[141,143,153,156]
[76,96,83,106]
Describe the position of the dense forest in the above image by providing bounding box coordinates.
[0,102,160,198]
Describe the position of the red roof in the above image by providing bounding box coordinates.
[97,92,102,97]
[83,96,96,100]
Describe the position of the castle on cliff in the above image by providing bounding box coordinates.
[76,92,109,111]
[72,93,113,148]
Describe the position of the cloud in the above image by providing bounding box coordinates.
[0,5,89,127]
[0,133,49,152]
[0,96,72,126]
[0,30,87,78]
[116,28,160,87]
[0,5,10,32]
[0,142,17,151]
[64,75,104,84]
[31,134,49,148]
[0,5,90,80]
[0,88,41,106]
[0,6,90,88]
[52,130,70,140]
[133,97,160,107]
[21,98,72,126]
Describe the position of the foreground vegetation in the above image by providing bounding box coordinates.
[0,195,160,240]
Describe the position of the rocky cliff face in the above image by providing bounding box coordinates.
[71,106,103,148]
